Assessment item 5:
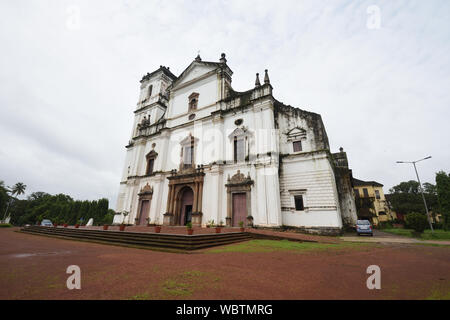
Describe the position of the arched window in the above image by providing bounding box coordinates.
[188,92,199,112]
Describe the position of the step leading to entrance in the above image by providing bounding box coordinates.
[20,226,252,251]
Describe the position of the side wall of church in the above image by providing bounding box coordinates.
[276,106,343,234]
[279,154,343,232]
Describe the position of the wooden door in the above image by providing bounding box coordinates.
[232,193,247,227]
[138,200,150,225]
[179,187,194,226]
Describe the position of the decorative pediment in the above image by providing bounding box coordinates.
[139,183,153,195]
[226,170,254,186]
[171,62,218,90]
[180,133,199,146]
[189,92,199,99]
[286,127,307,141]
[145,149,158,159]
[228,126,251,140]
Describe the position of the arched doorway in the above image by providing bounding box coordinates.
[179,187,194,226]
[163,166,205,227]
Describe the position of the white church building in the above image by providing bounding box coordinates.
[114,53,357,235]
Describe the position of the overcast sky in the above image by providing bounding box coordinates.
[1,0,449,209]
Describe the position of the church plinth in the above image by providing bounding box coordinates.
[191,212,203,227]
[163,212,174,226]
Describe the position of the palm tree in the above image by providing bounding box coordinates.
[11,182,26,197]
[2,182,27,223]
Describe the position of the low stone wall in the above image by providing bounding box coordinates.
[253,225,343,236]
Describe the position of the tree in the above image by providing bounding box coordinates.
[78,201,91,224]
[97,198,109,225]
[87,200,98,224]
[436,171,450,230]
[2,182,27,222]
[11,182,26,197]
[1,179,112,226]
[28,192,49,201]
[423,182,437,195]
[0,181,8,219]
[390,180,420,194]
[388,180,438,217]
[405,212,428,233]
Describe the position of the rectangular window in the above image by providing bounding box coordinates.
[183,145,193,168]
[148,85,153,98]
[234,138,245,163]
[293,141,302,152]
[354,189,360,198]
[363,188,369,198]
[294,195,304,211]
[146,158,154,175]
[375,190,380,199]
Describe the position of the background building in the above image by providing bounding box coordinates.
[353,178,395,225]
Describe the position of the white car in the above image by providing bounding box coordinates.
[356,220,373,236]
[40,219,53,227]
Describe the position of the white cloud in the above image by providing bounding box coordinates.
[0,0,449,207]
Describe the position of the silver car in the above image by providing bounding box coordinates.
[356,219,373,236]
[41,219,53,227]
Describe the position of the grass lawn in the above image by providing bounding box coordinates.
[382,228,450,240]
[207,239,375,253]
[0,224,12,228]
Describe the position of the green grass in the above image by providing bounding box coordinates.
[426,282,450,300]
[0,223,12,228]
[382,228,450,240]
[129,293,151,300]
[427,290,450,300]
[207,239,374,253]
[162,279,194,297]
[128,270,221,300]
[410,242,450,248]
[161,270,220,297]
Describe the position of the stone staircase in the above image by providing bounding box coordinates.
[20,226,252,251]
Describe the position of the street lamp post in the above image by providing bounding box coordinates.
[396,156,434,233]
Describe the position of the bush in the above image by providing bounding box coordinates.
[0,223,12,228]
[405,213,428,233]
[433,222,443,230]
[378,221,393,229]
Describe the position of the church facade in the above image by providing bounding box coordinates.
[114,54,357,235]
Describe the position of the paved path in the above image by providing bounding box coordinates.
[340,230,450,246]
